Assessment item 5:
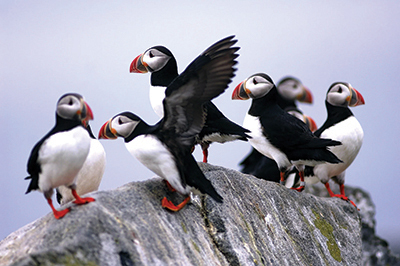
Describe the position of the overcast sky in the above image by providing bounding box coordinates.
[1,0,400,252]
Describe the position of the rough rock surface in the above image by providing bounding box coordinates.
[306,182,400,266]
[1,164,362,266]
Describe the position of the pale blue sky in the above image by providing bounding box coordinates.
[1,0,400,252]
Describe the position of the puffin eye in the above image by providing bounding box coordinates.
[293,84,298,89]
[149,51,154,58]
[118,117,123,124]
[68,99,73,105]
[338,87,342,93]
[253,78,258,85]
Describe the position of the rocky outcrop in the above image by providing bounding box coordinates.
[0,164,363,266]
[306,183,400,266]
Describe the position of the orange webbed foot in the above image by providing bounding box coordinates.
[73,197,95,205]
[291,186,305,192]
[53,208,70,219]
[71,189,95,205]
[161,196,190,212]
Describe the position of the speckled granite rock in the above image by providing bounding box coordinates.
[305,182,400,266]
[0,164,362,266]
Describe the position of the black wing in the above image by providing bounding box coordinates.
[25,117,83,194]
[259,106,342,163]
[25,132,51,193]
[199,101,250,141]
[161,36,239,148]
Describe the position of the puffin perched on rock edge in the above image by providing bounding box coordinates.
[99,36,239,211]
[303,82,364,208]
[232,73,343,192]
[130,40,250,163]
[25,93,96,219]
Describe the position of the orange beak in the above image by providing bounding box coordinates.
[98,119,117,139]
[79,100,93,128]
[304,115,318,132]
[232,80,250,100]
[297,86,313,104]
[348,87,365,107]
[130,54,148,73]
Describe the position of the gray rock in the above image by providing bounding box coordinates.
[1,164,362,266]
[305,182,400,266]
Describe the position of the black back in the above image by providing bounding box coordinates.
[250,86,342,164]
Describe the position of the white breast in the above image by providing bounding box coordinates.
[57,138,106,204]
[38,126,91,192]
[313,116,363,183]
[125,135,190,195]
[149,85,167,118]
[243,114,291,171]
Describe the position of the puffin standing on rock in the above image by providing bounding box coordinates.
[25,93,96,219]
[99,36,239,211]
[56,124,106,205]
[130,38,250,163]
[232,73,343,192]
[239,76,314,176]
[302,82,364,207]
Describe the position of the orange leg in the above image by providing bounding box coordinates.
[161,196,191,212]
[325,183,358,209]
[164,180,176,192]
[71,189,95,205]
[279,172,285,185]
[202,149,208,163]
[47,198,70,219]
[291,171,305,192]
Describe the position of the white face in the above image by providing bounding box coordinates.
[326,83,352,107]
[111,115,140,138]
[277,78,302,101]
[244,75,275,99]
[142,48,171,72]
[56,94,82,120]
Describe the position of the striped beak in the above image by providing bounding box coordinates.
[304,115,318,132]
[232,80,250,100]
[348,87,365,107]
[98,119,117,139]
[130,54,148,73]
[79,100,93,127]
[297,86,313,104]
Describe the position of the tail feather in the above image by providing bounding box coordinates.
[184,154,223,203]
[24,175,39,194]
[289,148,343,164]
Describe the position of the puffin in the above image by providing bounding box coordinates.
[239,76,314,179]
[302,82,364,207]
[56,124,106,205]
[99,36,239,211]
[248,107,318,185]
[130,38,250,163]
[232,73,342,191]
[25,93,95,219]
